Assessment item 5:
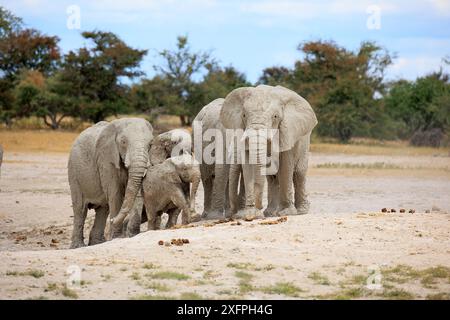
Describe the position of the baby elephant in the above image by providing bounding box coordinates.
[142,154,201,230]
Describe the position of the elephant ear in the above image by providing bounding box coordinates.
[276,86,318,152]
[95,122,120,170]
[220,87,253,129]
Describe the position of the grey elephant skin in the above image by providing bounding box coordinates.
[220,85,317,217]
[68,118,153,248]
[142,155,200,230]
[123,128,195,236]
[193,98,231,219]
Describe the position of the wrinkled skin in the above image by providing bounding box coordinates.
[220,85,317,217]
[193,99,231,220]
[68,118,153,248]
[228,164,265,217]
[124,129,195,236]
[142,155,201,230]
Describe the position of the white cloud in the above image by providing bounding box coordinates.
[388,56,450,80]
[428,0,450,15]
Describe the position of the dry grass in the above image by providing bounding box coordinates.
[1,121,448,157]
[0,130,78,153]
[311,142,449,156]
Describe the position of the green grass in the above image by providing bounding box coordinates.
[130,272,140,281]
[426,292,450,300]
[238,280,254,294]
[142,263,158,270]
[382,265,450,288]
[146,282,171,292]
[131,294,176,300]
[379,288,414,300]
[308,272,331,285]
[227,262,255,270]
[262,282,303,297]
[6,269,45,278]
[235,271,254,281]
[61,286,78,299]
[180,292,204,300]
[151,271,190,281]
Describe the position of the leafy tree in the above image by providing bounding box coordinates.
[60,31,147,122]
[0,6,22,38]
[0,28,60,80]
[14,70,78,129]
[154,35,213,125]
[190,64,250,114]
[270,40,393,142]
[385,71,450,138]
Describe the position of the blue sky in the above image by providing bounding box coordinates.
[1,0,449,83]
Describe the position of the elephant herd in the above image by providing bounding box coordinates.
[68,84,318,249]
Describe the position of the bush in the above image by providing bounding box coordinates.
[410,128,446,147]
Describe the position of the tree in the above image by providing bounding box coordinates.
[60,31,147,122]
[154,35,213,125]
[385,71,450,142]
[0,6,22,38]
[0,28,60,80]
[263,40,393,142]
[190,64,250,114]
[14,70,78,129]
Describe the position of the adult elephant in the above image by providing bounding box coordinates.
[220,85,317,217]
[193,98,230,219]
[68,118,153,248]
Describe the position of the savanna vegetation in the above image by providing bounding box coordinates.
[1,7,449,146]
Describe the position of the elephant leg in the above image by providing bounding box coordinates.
[89,205,108,245]
[277,151,296,216]
[125,194,144,237]
[205,164,229,220]
[264,175,280,217]
[70,195,88,249]
[105,183,125,239]
[200,165,213,217]
[235,163,262,219]
[166,208,181,229]
[254,166,265,210]
[228,164,241,217]
[294,167,310,215]
[171,189,190,224]
[237,172,245,211]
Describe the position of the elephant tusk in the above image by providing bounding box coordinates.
[142,168,148,178]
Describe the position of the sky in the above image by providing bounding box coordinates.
[1,0,450,83]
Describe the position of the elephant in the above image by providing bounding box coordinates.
[192,98,230,219]
[149,128,192,165]
[68,118,154,248]
[193,98,266,219]
[220,85,317,217]
[122,128,197,235]
[142,154,201,230]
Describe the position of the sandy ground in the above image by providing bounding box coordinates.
[0,150,449,299]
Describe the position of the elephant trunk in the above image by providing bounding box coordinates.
[111,144,149,231]
[189,168,201,210]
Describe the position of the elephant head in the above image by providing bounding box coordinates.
[149,129,192,165]
[95,118,153,233]
[220,85,317,166]
[170,154,201,211]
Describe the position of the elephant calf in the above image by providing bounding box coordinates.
[142,155,201,230]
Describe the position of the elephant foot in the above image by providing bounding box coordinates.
[126,225,141,238]
[190,213,202,223]
[296,201,310,215]
[263,207,278,217]
[88,236,106,246]
[235,206,263,220]
[202,210,224,220]
[278,205,298,217]
[70,240,86,249]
